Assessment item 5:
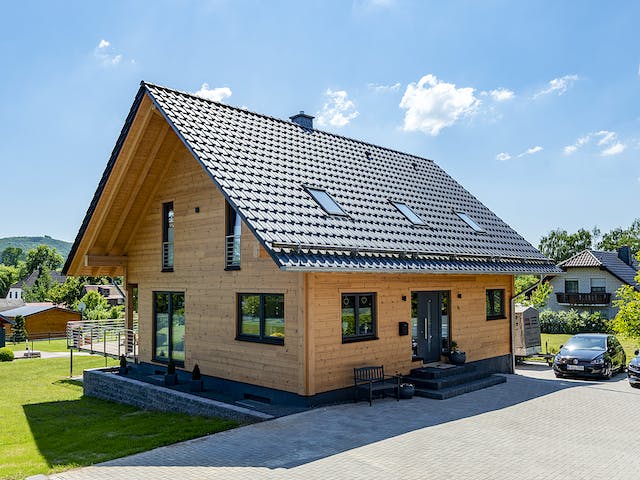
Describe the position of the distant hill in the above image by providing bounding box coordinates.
[0,236,72,263]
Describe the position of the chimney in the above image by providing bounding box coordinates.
[289,111,314,130]
[617,245,632,266]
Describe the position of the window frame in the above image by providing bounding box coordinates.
[152,291,185,366]
[391,201,429,226]
[486,288,506,320]
[454,211,486,233]
[305,186,349,216]
[565,279,579,294]
[590,278,606,293]
[161,201,174,272]
[236,293,285,345]
[341,292,378,343]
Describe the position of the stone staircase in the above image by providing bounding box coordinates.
[404,364,506,400]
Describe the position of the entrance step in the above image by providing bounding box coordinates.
[414,375,506,400]
[403,369,495,390]
[410,364,477,379]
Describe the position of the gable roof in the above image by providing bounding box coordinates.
[559,249,639,289]
[64,82,559,275]
[10,270,66,290]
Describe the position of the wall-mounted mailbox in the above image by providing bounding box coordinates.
[398,321,409,336]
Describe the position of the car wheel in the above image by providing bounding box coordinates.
[630,382,640,389]
[554,372,563,378]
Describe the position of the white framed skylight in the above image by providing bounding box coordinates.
[455,211,486,233]
[391,201,427,226]
[306,187,348,216]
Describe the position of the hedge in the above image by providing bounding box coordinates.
[539,309,611,335]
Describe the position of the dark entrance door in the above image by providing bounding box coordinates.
[412,291,442,363]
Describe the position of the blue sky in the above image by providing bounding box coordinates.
[1,0,638,248]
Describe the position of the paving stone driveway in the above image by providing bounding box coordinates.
[50,365,640,480]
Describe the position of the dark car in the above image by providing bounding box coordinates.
[553,333,626,379]
[628,349,640,388]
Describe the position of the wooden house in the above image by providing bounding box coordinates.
[0,303,80,338]
[63,82,558,404]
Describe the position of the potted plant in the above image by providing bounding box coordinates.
[399,382,415,399]
[448,340,466,365]
[189,363,204,392]
[118,354,128,375]
[164,359,178,386]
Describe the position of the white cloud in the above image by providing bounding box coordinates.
[353,0,395,12]
[517,146,543,158]
[194,83,233,102]
[532,74,579,99]
[496,152,512,162]
[563,135,591,155]
[483,88,515,101]
[601,143,626,156]
[367,82,402,93]
[94,39,125,66]
[563,130,627,156]
[399,74,480,136]
[316,89,359,128]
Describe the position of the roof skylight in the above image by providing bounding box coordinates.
[392,202,427,226]
[306,187,347,216]
[455,211,486,233]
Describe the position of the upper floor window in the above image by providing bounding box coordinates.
[225,201,241,269]
[455,211,486,233]
[590,278,606,293]
[391,201,427,226]
[306,187,348,216]
[565,279,579,293]
[486,289,505,320]
[162,202,174,271]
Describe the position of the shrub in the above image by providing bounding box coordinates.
[166,359,176,375]
[0,347,14,362]
[192,364,201,380]
[539,309,611,335]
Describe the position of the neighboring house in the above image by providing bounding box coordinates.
[546,246,639,319]
[82,284,126,306]
[0,298,25,312]
[5,270,66,300]
[0,303,80,338]
[63,82,558,405]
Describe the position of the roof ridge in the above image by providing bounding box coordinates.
[585,249,604,266]
[141,81,434,165]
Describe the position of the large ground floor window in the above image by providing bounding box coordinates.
[237,293,285,345]
[153,291,185,364]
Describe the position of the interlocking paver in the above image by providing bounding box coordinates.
[48,366,640,480]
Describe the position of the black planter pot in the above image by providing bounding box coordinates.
[399,383,415,399]
[189,379,204,392]
[164,373,178,386]
[449,351,467,365]
[118,366,128,376]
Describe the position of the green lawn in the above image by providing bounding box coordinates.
[0,357,237,480]
[538,333,640,360]
[4,338,69,353]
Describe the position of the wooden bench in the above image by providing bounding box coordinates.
[353,366,400,406]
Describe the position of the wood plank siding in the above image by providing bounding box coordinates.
[305,272,512,395]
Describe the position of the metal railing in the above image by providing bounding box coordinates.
[555,292,611,305]
[162,241,174,269]
[225,234,241,268]
[66,319,139,362]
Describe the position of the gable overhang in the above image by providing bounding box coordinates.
[64,83,283,276]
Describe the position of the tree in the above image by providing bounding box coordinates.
[598,218,640,255]
[22,245,63,276]
[538,228,594,263]
[12,315,28,342]
[1,247,23,267]
[75,290,111,320]
[514,275,553,309]
[0,265,20,298]
[49,277,85,308]
[611,254,640,339]
[22,269,54,302]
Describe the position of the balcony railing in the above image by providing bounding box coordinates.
[162,241,174,270]
[555,292,611,305]
[226,234,240,268]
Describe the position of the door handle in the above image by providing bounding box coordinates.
[426,300,432,340]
